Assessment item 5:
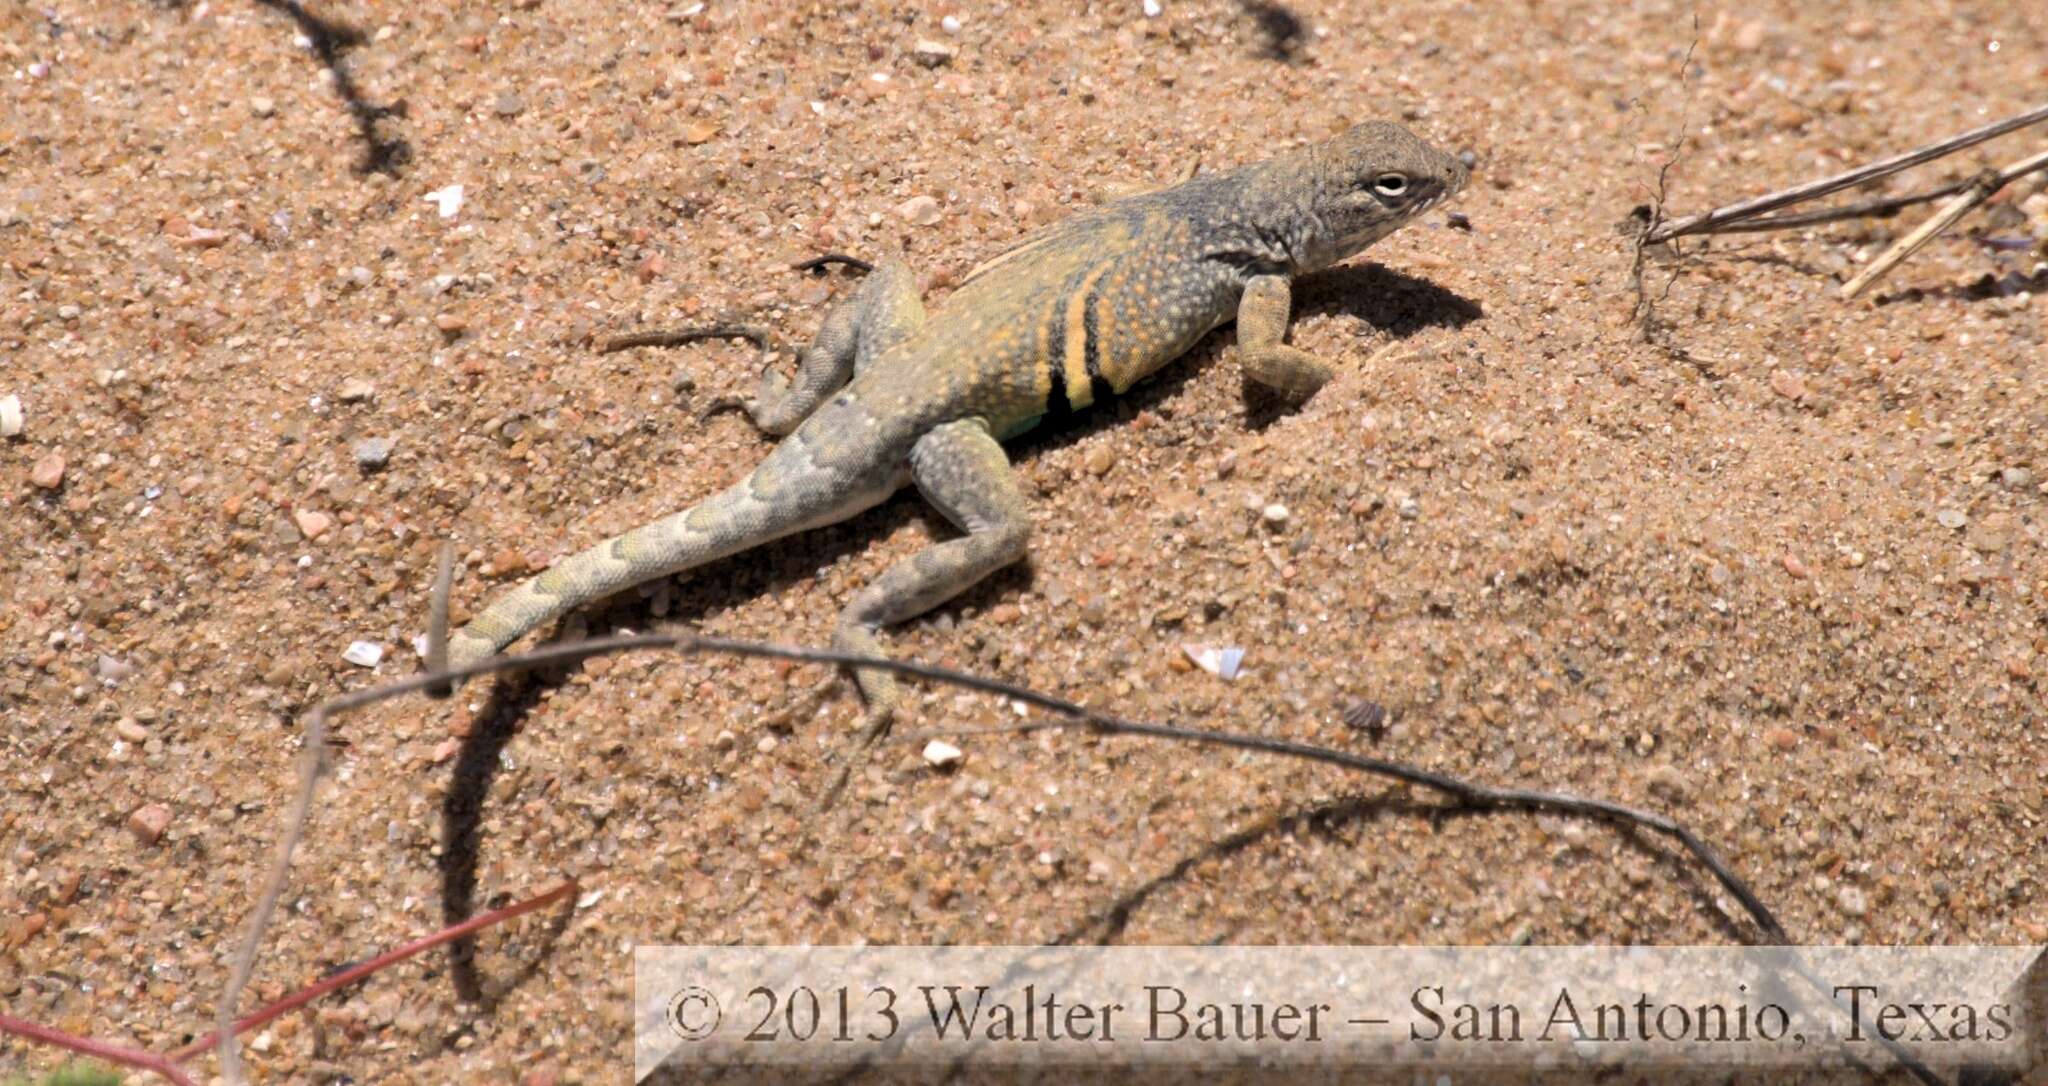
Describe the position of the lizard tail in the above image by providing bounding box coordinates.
[438,447,898,679]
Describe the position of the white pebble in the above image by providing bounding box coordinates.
[423,183,465,219]
[1261,503,1290,526]
[0,394,22,437]
[1142,0,1162,16]
[1837,886,1868,917]
[343,641,385,668]
[1183,644,1245,681]
[922,739,964,768]
[941,14,962,33]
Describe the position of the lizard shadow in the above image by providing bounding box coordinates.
[437,669,579,1005]
[435,483,948,998]
[1240,259,1485,429]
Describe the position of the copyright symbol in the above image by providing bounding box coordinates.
[666,986,721,1041]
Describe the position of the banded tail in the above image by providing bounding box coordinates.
[431,438,902,682]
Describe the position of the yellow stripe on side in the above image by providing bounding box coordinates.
[961,232,1060,285]
[1061,262,1114,410]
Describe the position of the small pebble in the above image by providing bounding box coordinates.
[250,96,276,118]
[922,739,964,768]
[30,452,65,489]
[338,377,375,403]
[1142,0,1162,16]
[294,508,333,540]
[352,436,394,470]
[114,717,150,743]
[0,394,22,437]
[1644,764,1688,804]
[1261,502,1290,526]
[2000,466,2033,490]
[1935,509,1967,530]
[95,655,137,684]
[941,14,962,33]
[895,195,943,226]
[1768,369,1807,401]
[1968,515,2011,554]
[912,39,957,67]
[1836,886,1869,918]
[343,640,385,668]
[127,804,173,845]
[493,91,526,117]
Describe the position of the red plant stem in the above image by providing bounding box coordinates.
[0,1013,200,1086]
[171,878,580,1064]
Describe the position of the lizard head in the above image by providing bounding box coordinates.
[1293,120,1468,270]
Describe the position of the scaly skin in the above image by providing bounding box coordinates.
[438,120,1468,734]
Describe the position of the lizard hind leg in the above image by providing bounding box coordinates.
[749,258,926,435]
[830,417,1030,754]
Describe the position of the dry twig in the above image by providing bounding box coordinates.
[0,1016,199,1086]
[0,879,574,1086]
[1841,147,2048,298]
[228,632,1792,951]
[1645,101,2048,243]
[176,879,578,1063]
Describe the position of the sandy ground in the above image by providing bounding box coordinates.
[2,0,2044,1082]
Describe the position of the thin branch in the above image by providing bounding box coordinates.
[790,253,874,275]
[1645,101,2048,242]
[1684,172,1986,234]
[1842,147,2048,298]
[174,879,577,1063]
[1627,15,1699,344]
[224,632,1789,951]
[209,700,332,1085]
[897,707,1786,941]
[599,323,772,355]
[0,1016,199,1086]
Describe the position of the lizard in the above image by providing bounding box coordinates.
[431,120,1468,742]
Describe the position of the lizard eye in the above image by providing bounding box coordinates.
[1372,173,1410,198]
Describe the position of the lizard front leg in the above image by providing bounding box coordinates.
[1236,273,1335,400]
[833,418,1031,740]
[747,258,925,435]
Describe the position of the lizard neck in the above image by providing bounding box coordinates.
[1202,155,1333,277]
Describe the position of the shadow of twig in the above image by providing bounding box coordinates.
[250,0,410,174]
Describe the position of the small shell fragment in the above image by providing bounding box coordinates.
[1183,644,1245,680]
[922,739,964,768]
[343,640,385,667]
[0,395,22,437]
